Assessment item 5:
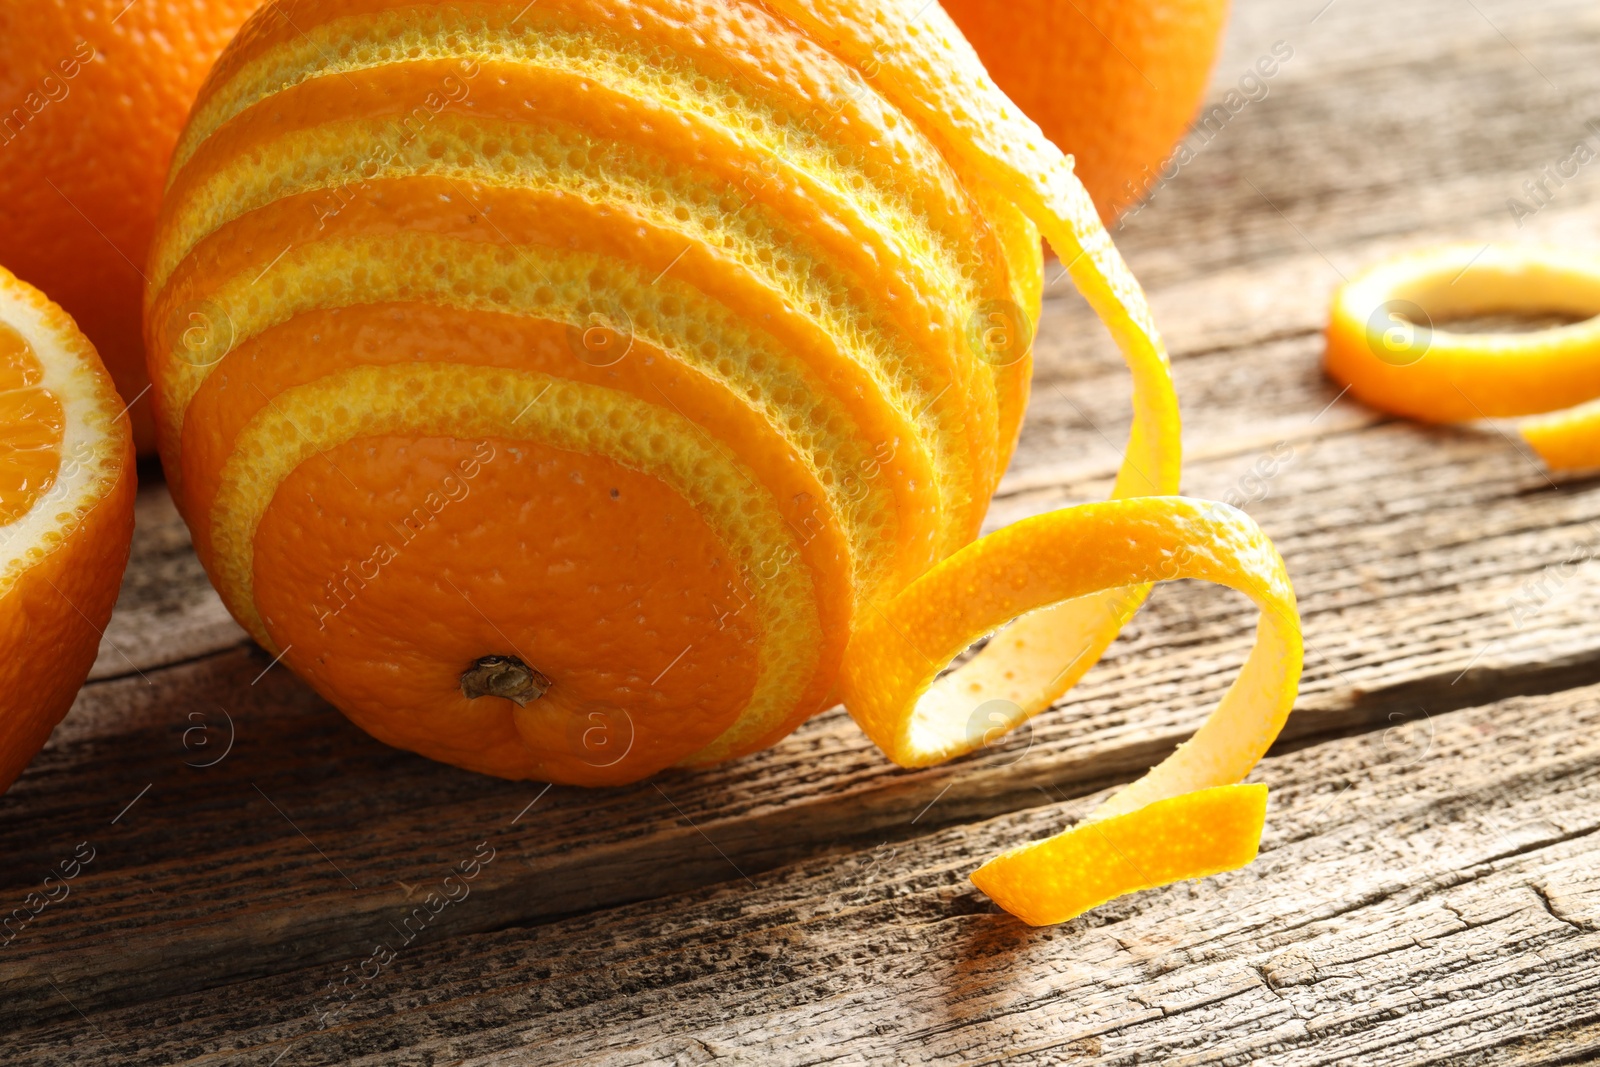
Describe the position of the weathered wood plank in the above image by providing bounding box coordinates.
[86,473,246,684]
[1115,0,1600,288]
[9,678,1599,1065]
[5,0,1600,1047]
[6,322,1600,1026]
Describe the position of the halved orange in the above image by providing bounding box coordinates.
[0,266,136,794]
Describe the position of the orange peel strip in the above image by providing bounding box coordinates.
[787,0,1304,922]
[972,784,1268,927]
[840,497,1302,924]
[782,0,1187,745]
[775,0,1183,493]
[1325,243,1600,469]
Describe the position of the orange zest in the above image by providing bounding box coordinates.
[974,784,1269,926]
[1326,243,1600,469]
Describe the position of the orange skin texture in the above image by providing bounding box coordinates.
[0,272,136,795]
[973,784,1268,925]
[177,304,855,603]
[154,182,935,573]
[255,434,765,785]
[939,0,1231,221]
[0,0,260,453]
[149,61,988,550]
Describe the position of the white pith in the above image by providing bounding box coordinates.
[0,277,118,597]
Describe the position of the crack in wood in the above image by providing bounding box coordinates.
[1527,881,1594,934]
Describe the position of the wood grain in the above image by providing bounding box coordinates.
[9,679,1600,1065]
[9,366,1600,1026]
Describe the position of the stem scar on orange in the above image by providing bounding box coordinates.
[147,0,1302,923]
[0,266,136,795]
[0,0,262,453]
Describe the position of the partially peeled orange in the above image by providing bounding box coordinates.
[146,0,1301,923]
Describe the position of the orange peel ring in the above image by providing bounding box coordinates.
[1326,242,1600,470]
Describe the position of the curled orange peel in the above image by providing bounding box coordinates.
[974,784,1269,927]
[1326,243,1600,469]
[840,497,1303,924]
[792,0,1187,725]
[790,0,1301,921]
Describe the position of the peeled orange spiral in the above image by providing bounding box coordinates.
[148,0,1302,923]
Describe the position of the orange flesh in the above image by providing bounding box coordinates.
[0,263,138,798]
[0,322,63,526]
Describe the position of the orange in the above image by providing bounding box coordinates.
[0,0,263,453]
[0,265,136,794]
[940,0,1231,221]
[147,0,1301,923]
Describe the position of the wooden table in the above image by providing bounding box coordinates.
[6,0,1600,1061]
